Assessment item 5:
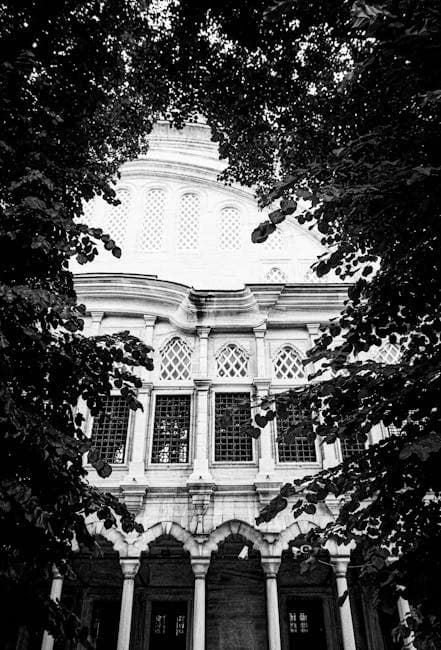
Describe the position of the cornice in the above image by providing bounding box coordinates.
[74,273,348,332]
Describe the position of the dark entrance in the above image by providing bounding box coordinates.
[286,598,326,650]
[91,600,120,650]
[149,601,187,650]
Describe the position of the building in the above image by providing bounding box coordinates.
[41,123,410,650]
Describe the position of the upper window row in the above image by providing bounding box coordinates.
[159,338,306,381]
[84,189,287,252]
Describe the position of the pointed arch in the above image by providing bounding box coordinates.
[205,520,270,556]
[142,521,200,558]
[159,335,193,381]
[215,342,250,378]
[272,343,306,381]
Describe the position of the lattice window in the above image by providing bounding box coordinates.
[219,207,241,250]
[106,189,130,244]
[387,424,402,436]
[276,401,316,462]
[177,193,200,250]
[151,395,191,464]
[90,396,130,464]
[82,198,96,224]
[289,611,309,634]
[160,337,192,381]
[214,392,253,462]
[372,342,401,364]
[263,227,284,250]
[340,435,366,459]
[273,346,305,381]
[265,267,287,283]
[216,343,249,378]
[139,188,165,251]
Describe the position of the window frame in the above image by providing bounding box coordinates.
[86,393,134,467]
[210,386,257,466]
[271,388,321,468]
[214,342,251,383]
[146,388,194,469]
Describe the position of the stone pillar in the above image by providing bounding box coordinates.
[262,558,282,650]
[41,567,64,650]
[188,379,213,483]
[331,556,356,650]
[253,324,267,377]
[127,383,153,478]
[397,593,415,649]
[254,378,274,478]
[197,327,210,376]
[140,315,156,381]
[89,311,104,335]
[117,558,140,650]
[191,559,210,650]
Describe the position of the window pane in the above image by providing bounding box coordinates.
[276,401,316,463]
[215,393,252,462]
[216,344,249,378]
[90,396,130,464]
[151,395,191,464]
[341,435,366,459]
[160,337,192,381]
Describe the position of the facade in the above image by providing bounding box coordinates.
[41,123,409,650]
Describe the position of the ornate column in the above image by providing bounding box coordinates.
[197,327,210,376]
[116,558,140,650]
[191,559,210,650]
[89,310,104,336]
[331,556,356,650]
[41,567,64,650]
[253,324,267,377]
[397,593,415,649]
[188,378,213,483]
[262,558,282,650]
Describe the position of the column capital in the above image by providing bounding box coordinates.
[120,558,140,580]
[253,323,267,338]
[139,382,154,394]
[330,555,351,578]
[191,558,210,578]
[90,310,104,323]
[196,326,211,339]
[194,378,212,391]
[143,314,157,327]
[261,557,281,578]
[51,566,63,580]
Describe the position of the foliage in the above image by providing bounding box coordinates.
[165,1,441,647]
[0,0,182,642]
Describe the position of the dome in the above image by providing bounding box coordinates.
[74,122,326,289]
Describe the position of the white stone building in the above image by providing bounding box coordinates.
[42,123,409,650]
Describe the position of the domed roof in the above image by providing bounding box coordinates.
[74,123,327,289]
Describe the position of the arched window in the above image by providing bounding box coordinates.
[177,193,200,250]
[106,189,130,244]
[372,342,400,364]
[160,337,192,381]
[265,267,287,283]
[219,207,241,250]
[139,188,166,251]
[273,345,305,381]
[216,343,249,378]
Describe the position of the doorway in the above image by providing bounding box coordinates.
[149,601,188,650]
[286,598,327,650]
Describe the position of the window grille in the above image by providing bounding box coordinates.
[276,402,316,462]
[265,267,287,283]
[106,189,130,244]
[139,188,165,251]
[273,346,305,381]
[263,227,284,250]
[214,393,253,462]
[289,611,309,634]
[372,342,400,364]
[219,207,241,250]
[216,343,249,378]
[160,337,192,381]
[151,395,191,464]
[387,424,402,436]
[177,193,200,250]
[90,396,130,464]
[340,435,366,459]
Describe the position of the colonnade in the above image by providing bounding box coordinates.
[40,551,379,650]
